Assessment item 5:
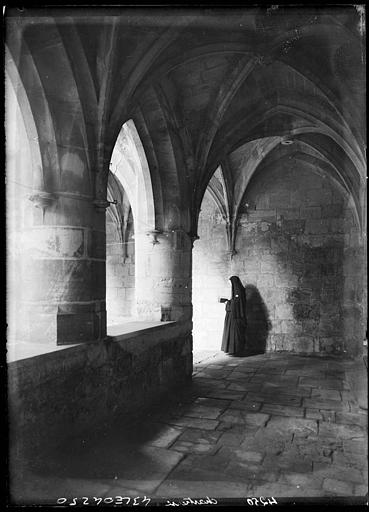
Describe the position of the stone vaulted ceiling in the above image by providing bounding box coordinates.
[6,6,366,237]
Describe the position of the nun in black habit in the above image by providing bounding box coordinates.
[221,276,247,356]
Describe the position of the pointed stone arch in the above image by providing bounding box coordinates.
[110,119,155,235]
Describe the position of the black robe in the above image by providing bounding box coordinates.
[221,276,247,355]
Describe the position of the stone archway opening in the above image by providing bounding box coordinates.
[106,173,135,325]
[106,119,155,327]
[192,167,230,354]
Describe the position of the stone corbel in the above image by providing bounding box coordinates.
[28,191,57,213]
[146,229,162,245]
[189,233,199,248]
[255,54,273,67]
[227,249,237,259]
[93,199,111,212]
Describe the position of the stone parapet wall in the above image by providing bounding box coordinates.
[8,322,192,460]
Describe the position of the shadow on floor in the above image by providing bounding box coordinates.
[16,380,207,482]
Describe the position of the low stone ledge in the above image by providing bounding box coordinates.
[7,320,193,461]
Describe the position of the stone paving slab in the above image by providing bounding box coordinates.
[335,411,368,428]
[262,383,312,397]
[278,471,324,489]
[354,484,368,496]
[217,430,247,447]
[249,482,329,498]
[171,404,224,419]
[226,382,255,391]
[170,440,219,455]
[262,451,312,473]
[192,377,228,388]
[311,389,342,400]
[332,451,367,470]
[299,377,349,390]
[322,478,354,496]
[261,403,305,417]
[303,398,348,410]
[265,416,318,436]
[177,428,222,444]
[218,410,270,427]
[165,416,220,430]
[193,397,231,408]
[242,431,292,455]
[225,375,258,386]
[263,395,303,406]
[305,408,325,420]
[177,452,232,473]
[320,410,336,422]
[224,459,267,483]
[229,400,262,412]
[342,438,368,454]
[318,421,366,440]
[199,389,246,400]
[196,370,233,379]
[314,464,366,485]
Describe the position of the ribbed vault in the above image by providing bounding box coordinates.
[6,7,365,239]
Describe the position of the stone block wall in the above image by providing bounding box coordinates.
[135,229,193,323]
[106,218,135,324]
[234,164,365,357]
[8,322,192,461]
[193,164,365,357]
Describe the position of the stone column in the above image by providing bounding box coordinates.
[135,228,193,323]
[19,194,107,346]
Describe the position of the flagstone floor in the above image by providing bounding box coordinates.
[10,352,368,505]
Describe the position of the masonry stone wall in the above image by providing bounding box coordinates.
[106,216,135,324]
[6,93,34,350]
[135,229,193,323]
[193,164,365,357]
[234,163,364,357]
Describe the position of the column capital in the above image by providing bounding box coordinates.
[227,249,237,259]
[189,232,199,247]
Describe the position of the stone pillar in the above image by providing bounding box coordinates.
[135,228,192,323]
[19,194,107,346]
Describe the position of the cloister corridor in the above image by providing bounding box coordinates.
[5,6,367,507]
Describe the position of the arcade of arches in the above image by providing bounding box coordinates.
[5,6,367,503]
